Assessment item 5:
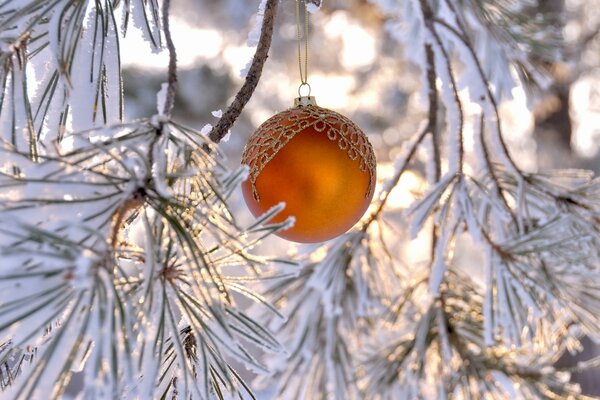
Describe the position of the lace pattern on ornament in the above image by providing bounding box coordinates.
[242,105,376,201]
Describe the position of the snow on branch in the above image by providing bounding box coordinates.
[257,225,409,399]
[0,118,291,398]
[264,0,600,397]
[360,272,587,399]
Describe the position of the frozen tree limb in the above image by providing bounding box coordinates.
[362,43,439,228]
[209,0,279,143]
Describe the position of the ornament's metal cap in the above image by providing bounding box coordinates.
[294,96,317,107]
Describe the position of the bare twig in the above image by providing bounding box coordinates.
[161,0,177,116]
[425,44,441,182]
[209,0,279,143]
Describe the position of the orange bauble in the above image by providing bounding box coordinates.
[242,99,376,243]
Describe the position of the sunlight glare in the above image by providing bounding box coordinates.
[120,17,223,69]
[571,74,600,157]
[324,11,376,71]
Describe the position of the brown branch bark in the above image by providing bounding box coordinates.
[422,17,464,173]
[208,0,279,143]
[161,0,177,117]
[425,44,441,183]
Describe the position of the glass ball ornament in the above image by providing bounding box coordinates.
[242,97,377,243]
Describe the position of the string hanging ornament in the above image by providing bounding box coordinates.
[242,0,377,243]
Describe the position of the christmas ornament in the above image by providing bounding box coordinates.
[241,0,376,243]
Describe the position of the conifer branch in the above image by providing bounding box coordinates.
[362,42,439,228]
[208,0,279,143]
[3,1,600,398]
[161,0,177,116]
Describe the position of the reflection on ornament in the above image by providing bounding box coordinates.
[242,97,376,243]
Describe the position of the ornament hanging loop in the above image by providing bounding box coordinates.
[298,82,312,97]
[296,0,309,86]
[295,0,314,107]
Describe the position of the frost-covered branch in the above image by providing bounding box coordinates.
[362,272,593,399]
[363,42,439,227]
[0,119,291,398]
[284,1,600,398]
[3,0,600,398]
[257,225,406,399]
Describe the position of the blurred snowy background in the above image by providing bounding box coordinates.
[116,0,600,395]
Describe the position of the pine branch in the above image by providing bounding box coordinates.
[208,0,279,143]
[160,0,177,116]
[0,118,290,398]
[362,42,439,228]
[362,272,596,399]
[2,0,600,398]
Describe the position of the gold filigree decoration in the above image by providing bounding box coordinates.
[242,104,377,201]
